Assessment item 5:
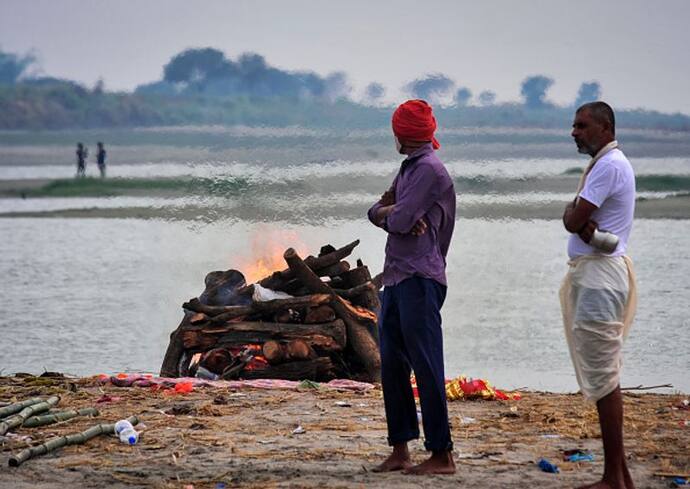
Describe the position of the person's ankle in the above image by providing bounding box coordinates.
[392,442,410,458]
[431,449,454,461]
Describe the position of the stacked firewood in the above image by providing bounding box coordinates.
[160,240,383,382]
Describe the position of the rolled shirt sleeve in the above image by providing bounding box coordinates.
[367,175,399,229]
[386,164,440,235]
[367,201,385,228]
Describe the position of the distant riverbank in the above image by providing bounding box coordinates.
[1,175,688,221]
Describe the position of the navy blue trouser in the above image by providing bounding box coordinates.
[379,276,453,451]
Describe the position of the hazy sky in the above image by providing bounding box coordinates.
[2,0,689,113]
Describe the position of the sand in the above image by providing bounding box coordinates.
[0,375,688,488]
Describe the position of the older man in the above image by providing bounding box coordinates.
[561,101,637,489]
[368,100,456,475]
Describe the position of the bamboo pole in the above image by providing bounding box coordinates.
[22,408,99,428]
[9,415,139,467]
[0,396,60,436]
[0,398,44,420]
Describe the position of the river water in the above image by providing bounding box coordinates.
[0,216,688,392]
[0,128,688,392]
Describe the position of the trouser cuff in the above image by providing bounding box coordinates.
[387,431,419,446]
[424,439,454,452]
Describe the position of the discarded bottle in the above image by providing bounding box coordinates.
[114,419,139,445]
[119,427,139,445]
[114,419,133,435]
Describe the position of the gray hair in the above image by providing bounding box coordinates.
[576,101,616,136]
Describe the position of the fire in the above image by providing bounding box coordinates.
[228,344,269,371]
[238,227,309,284]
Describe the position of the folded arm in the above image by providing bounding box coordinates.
[385,165,440,235]
[563,197,598,242]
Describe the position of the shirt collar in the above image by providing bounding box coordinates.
[400,142,434,174]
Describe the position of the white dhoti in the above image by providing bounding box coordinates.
[559,255,637,402]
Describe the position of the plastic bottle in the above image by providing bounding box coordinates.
[114,419,139,445]
[119,427,139,445]
[114,419,133,435]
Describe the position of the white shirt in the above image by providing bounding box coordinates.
[568,148,636,259]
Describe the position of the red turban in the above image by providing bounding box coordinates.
[392,99,440,149]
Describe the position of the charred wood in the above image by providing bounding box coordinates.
[283,248,381,382]
[239,357,335,382]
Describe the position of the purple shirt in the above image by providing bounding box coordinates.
[368,143,456,287]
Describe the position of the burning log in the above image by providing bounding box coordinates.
[248,239,360,292]
[262,339,314,365]
[239,357,335,381]
[304,305,336,324]
[181,319,346,352]
[332,282,377,300]
[160,239,382,382]
[283,248,381,382]
[160,313,194,378]
[190,294,333,326]
[338,262,381,313]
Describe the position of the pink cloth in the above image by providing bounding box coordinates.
[95,374,374,392]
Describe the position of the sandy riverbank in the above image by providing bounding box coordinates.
[0,375,687,488]
[0,194,688,221]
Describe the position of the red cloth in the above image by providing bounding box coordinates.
[392,99,440,149]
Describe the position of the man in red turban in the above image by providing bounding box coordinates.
[391,99,441,151]
[368,100,456,475]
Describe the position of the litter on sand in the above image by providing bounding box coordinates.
[410,374,521,401]
[562,449,594,462]
[537,458,560,473]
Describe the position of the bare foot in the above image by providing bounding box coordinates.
[403,450,456,475]
[373,444,412,472]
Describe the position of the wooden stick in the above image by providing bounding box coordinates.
[371,272,383,290]
[183,319,346,352]
[9,416,139,467]
[160,313,194,378]
[22,408,99,428]
[621,383,673,391]
[239,357,334,381]
[183,294,332,321]
[317,261,351,278]
[0,398,44,420]
[332,281,377,299]
[283,248,381,382]
[251,240,360,291]
[0,396,60,436]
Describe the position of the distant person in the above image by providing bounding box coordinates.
[96,142,107,178]
[76,142,88,178]
[561,101,637,489]
[368,100,456,475]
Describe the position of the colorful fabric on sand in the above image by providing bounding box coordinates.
[95,373,374,393]
[392,99,441,149]
[411,375,521,401]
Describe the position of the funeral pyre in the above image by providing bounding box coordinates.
[160,240,383,383]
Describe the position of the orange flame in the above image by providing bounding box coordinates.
[237,227,309,284]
